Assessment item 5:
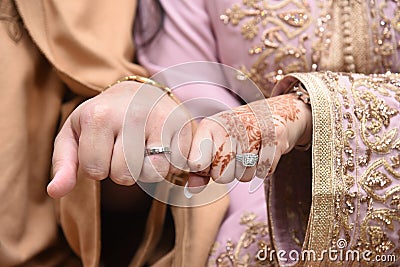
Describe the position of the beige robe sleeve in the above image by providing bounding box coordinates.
[15,0,147,96]
[0,1,147,267]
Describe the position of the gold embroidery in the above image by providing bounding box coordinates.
[320,72,355,249]
[220,0,312,96]
[392,154,400,169]
[208,212,275,267]
[277,11,309,28]
[0,0,22,42]
[358,148,372,167]
[352,78,400,154]
[361,159,400,202]
[285,72,336,263]
[364,170,392,190]
[328,72,400,263]
[369,1,400,72]
[286,71,400,264]
[218,0,400,263]
[311,1,333,72]
[359,209,400,258]
[221,1,400,96]
[390,194,400,209]
[339,0,356,72]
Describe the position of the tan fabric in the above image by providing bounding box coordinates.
[0,1,75,265]
[15,0,147,95]
[0,0,229,266]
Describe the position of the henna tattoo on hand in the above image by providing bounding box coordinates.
[209,99,278,178]
[233,104,262,152]
[256,158,272,178]
[216,112,247,142]
[213,102,271,153]
[267,94,300,126]
[211,142,235,176]
[203,94,304,180]
[247,100,276,148]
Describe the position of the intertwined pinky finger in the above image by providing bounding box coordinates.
[187,173,210,193]
[187,121,214,174]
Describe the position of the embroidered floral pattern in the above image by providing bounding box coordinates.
[217,0,400,264]
[220,0,400,96]
[369,0,400,72]
[208,212,276,267]
[220,0,312,96]
[320,71,400,265]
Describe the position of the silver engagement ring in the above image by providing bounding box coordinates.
[235,153,259,167]
[144,146,171,156]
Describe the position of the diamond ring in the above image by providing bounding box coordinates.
[235,153,259,167]
[144,146,171,156]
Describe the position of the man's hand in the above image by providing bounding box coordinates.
[47,81,192,198]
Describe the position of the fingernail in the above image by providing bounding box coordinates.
[184,182,193,199]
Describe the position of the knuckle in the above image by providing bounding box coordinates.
[198,119,213,129]
[81,103,111,126]
[125,107,147,125]
[176,124,193,142]
[272,126,290,153]
[173,110,192,125]
[81,165,108,180]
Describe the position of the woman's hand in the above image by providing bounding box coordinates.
[187,93,312,189]
[47,81,193,198]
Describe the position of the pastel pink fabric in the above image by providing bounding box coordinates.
[136,0,400,265]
